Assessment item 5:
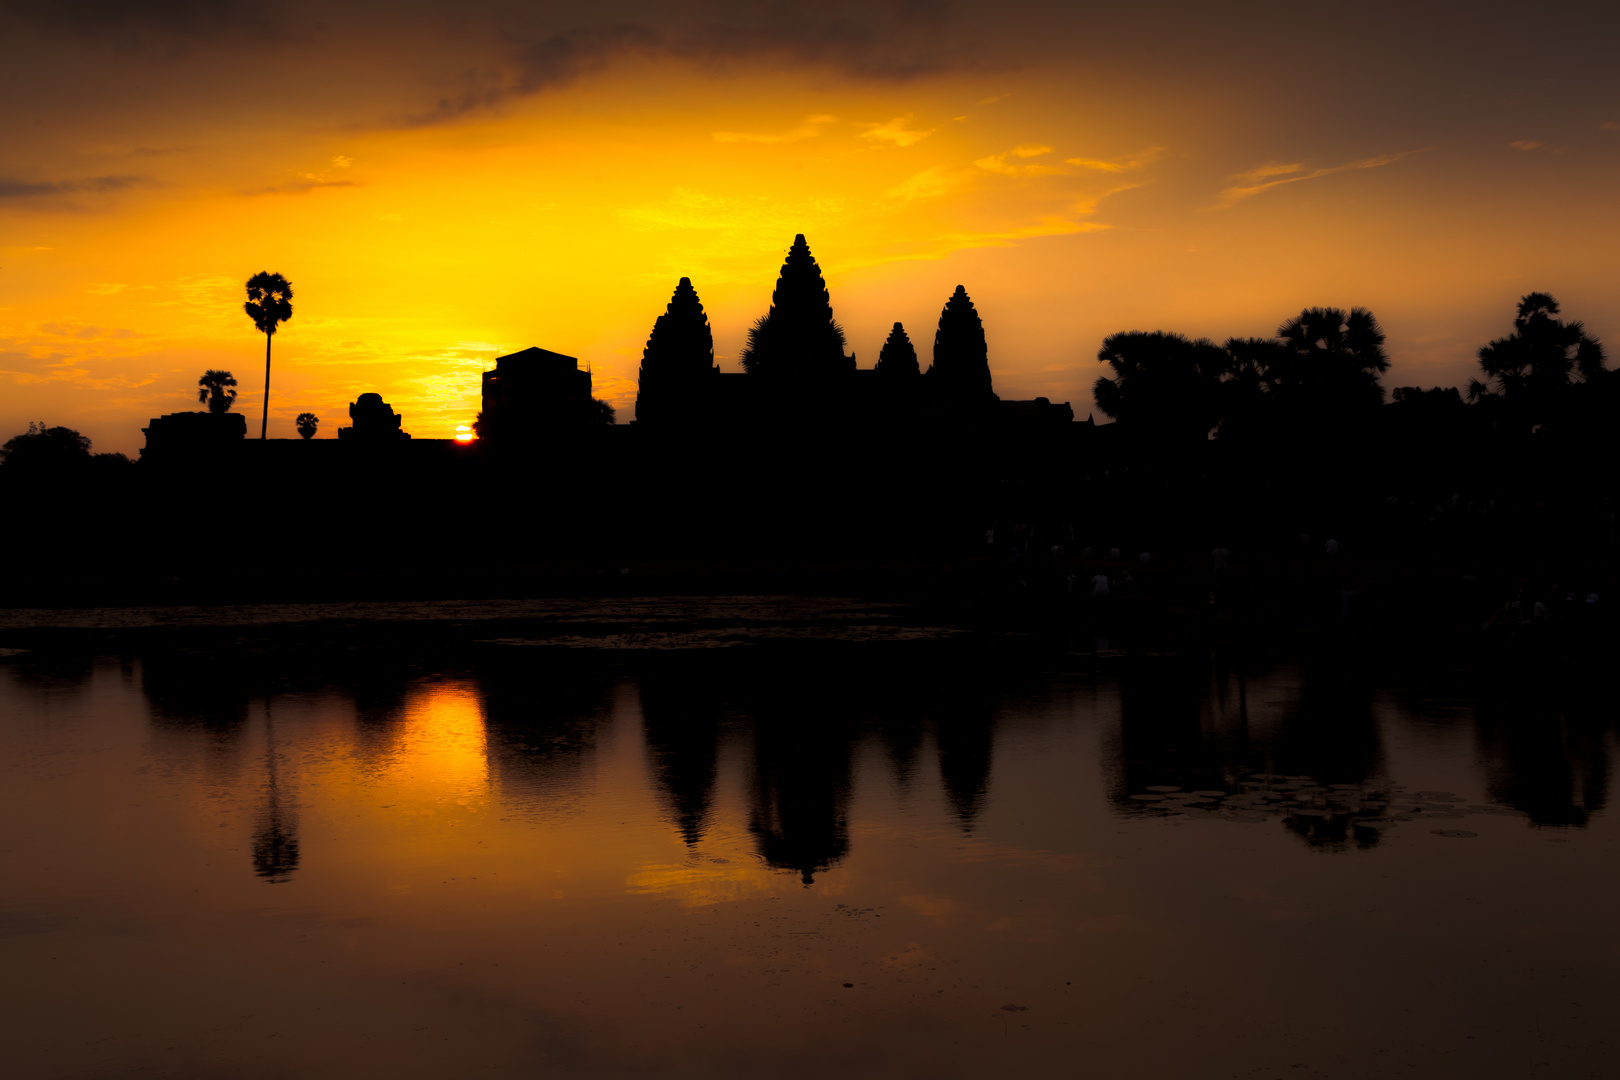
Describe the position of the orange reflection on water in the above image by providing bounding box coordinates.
[370,681,490,812]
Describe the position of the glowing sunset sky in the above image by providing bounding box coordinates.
[3,1,1618,453]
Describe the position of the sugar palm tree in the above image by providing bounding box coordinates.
[197,369,238,414]
[295,412,318,439]
[1273,306,1389,410]
[1468,293,1607,433]
[244,272,294,439]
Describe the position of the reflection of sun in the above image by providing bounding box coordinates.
[455,424,474,443]
[626,859,778,907]
[388,683,489,804]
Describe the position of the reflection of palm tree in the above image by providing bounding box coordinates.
[197,369,238,414]
[251,700,299,882]
[244,272,294,440]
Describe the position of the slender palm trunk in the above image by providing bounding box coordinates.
[260,332,271,439]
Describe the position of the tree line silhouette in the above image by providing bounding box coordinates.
[1,248,1615,656]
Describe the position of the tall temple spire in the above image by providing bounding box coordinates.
[930,285,995,400]
[636,276,717,425]
[739,234,851,379]
[875,322,919,377]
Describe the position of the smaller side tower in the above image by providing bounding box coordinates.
[874,323,920,378]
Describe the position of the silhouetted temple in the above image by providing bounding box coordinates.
[339,393,409,441]
[634,234,1027,429]
[477,346,599,443]
[130,233,1093,559]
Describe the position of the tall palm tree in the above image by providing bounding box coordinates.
[244,272,294,439]
[197,369,238,414]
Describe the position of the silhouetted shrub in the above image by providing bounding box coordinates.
[0,422,91,469]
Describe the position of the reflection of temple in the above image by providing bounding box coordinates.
[639,673,725,846]
[477,658,613,811]
[748,708,854,886]
[634,654,1003,880]
[1474,688,1611,827]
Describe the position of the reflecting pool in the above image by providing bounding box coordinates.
[2,641,1616,1078]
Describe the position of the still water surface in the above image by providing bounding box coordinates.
[2,644,1615,1078]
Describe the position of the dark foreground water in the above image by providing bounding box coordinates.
[2,636,1616,1079]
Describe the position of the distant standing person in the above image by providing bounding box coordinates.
[1211,546,1230,574]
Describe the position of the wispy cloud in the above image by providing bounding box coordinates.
[0,174,142,199]
[860,115,935,147]
[974,144,1063,176]
[241,173,360,196]
[886,166,961,202]
[1066,147,1162,172]
[937,218,1109,250]
[1213,149,1430,208]
[40,322,136,340]
[712,114,836,145]
[1602,121,1620,132]
[1508,140,1545,151]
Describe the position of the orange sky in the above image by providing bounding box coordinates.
[3,2,1618,454]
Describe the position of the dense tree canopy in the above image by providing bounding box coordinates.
[1271,306,1389,411]
[1093,331,1230,446]
[1468,293,1608,432]
[0,422,91,469]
